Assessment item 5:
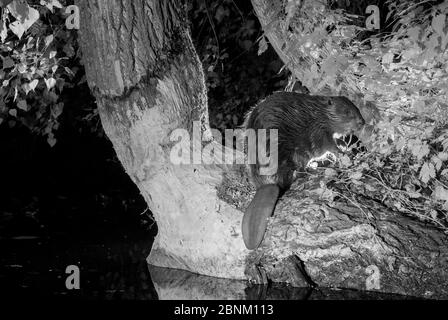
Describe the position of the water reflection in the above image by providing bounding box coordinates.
[0,236,419,300]
[148,265,418,300]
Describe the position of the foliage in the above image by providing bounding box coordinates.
[0,0,80,146]
[1,0,286,144]
[314,142,448,232]
[271,0,448,229]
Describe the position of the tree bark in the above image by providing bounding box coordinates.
[76,0,448,298]
[76,0,248,279]
[243,177,448,298]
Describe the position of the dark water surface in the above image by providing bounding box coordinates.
[0,233,157,299]
[0,230,419,300]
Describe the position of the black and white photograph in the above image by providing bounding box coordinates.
[1,0,448,307]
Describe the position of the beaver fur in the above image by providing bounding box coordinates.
[242,92,365,250]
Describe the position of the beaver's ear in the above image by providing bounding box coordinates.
[327,98,334,106]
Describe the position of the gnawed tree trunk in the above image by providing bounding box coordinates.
[76,0,248,279]
[77,0,448,298]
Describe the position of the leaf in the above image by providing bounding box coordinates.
[438,152,448,161]
[419,162,436,184]
[3,57,14,69]
[64,67,74,76]
[424,126,435,137]
[7,0,29,22]
[408,191,421,199]
[324,168,337,177]
[339,154,352,167]
[44,35,54,47]
[44,78,56,90]
[29,79,38,90]
[349,171,363,180]
[9,21,25,39]
[314,186,335,202]
[7,4,39,39]
[47,135,57,147]
[396,137,406,150]
[241,40,252,51]
[17,99,28,111]
[52,103,64,118]
[443,201,448,212]
[433,186,448,202]
[258,36,268,56]
[63,44,75,58]
[22,82,31,94]
[307,161,318,170]
[9,108,17,117]
[232,115,238,126]
[418,144,430,160]
[17,63,26,73]
[432,14,446,38]
[411,141,430,160]
[430,210,438,220]
[431,155,443,172]
[40,0,63,13]
[0,17,7,43]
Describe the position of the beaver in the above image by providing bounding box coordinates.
[242,92,365,250]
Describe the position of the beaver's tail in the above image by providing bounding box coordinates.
[242,184,280,250]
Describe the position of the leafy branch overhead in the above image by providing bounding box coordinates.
[0,0,78,146]
[1,0,285,144]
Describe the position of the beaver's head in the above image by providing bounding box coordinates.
[327,96,365,135]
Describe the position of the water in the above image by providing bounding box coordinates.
[0,234,157,299]
[0,233,417,300]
